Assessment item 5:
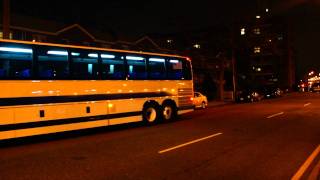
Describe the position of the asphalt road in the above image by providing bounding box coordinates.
[0,93,319,180]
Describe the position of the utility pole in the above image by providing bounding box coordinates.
[218,60,225,101]
[3,0,10,39]
[231,48,236,101]
[230,19,237,102]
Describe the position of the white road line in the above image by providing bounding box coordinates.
[291,145,320,180]
[267,112,284,119]
[304,103,311,107]
[158,132,223,154]
[308,157,320,180]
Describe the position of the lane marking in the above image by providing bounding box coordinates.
[158,132,223,154]
[304,103,311,107]
[267,112,284,119]
[291,145,320,180]
[308,157,320,180]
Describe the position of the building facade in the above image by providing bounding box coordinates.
[235,14,295,91]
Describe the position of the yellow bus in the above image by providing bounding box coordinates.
[0,39,194,140]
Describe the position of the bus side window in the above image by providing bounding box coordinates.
[0,43,33,79]
[148,57,166,80]
[71,51,99,80]
[182,59,192,80]
[167,59,183,80]
[126,55,147,80]
[37,47,69,79]
[101,53,125,80]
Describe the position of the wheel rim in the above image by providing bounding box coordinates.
[202,102,206,108]
[146,107,157,122]
[163,106,173,120]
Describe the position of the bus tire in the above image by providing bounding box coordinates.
[142,102,161,124]
[162,101,177,121]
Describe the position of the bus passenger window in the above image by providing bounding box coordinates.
[71,51,99,79]
[148,58,166,80]
[126,56,147,80]
[0,44,33,79]
[101,54,125,80]
[37,48,69,79]
[167,59,183,80]
[182,59,192,80]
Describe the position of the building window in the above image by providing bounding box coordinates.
[193,44,201,49]
[167,39,173,43]
[253,28,261,35]
[32,34,47,42]
[240,28,246,35]
[0,31,13,39]
[254,46,261,53]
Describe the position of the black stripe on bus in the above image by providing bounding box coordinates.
[0,111,142,132]
[0,92,171,107]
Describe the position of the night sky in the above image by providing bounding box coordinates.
[11,0,257,33]
[7,0,320,80]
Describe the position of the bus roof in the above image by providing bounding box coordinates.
[0,39,190,61]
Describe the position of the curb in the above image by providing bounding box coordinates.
[207,101,234,108]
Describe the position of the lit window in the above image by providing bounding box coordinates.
[0,31,13,39]
[254,47,261,53]
[167,39,173,43]
[240,28,246,35]
[253,28,261,35]
[256,15,261,19]
[32,34,46,42]
[266,8,269,13]
[257,67,262,72]
[193,44,201,49]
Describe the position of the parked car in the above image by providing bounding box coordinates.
[193,92,208,109]
[236,89,263,103]
[261,86,283,99]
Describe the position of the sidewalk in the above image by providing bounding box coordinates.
[207,100,233,108]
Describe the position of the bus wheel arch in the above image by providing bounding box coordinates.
[162,99,178,121]
[142,100,161,124]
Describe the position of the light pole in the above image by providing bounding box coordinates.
[3,0,10,39]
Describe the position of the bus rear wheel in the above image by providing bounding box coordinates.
[143,103,161,124]
[162,102,177,121]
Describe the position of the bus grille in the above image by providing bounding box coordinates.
[178,88,193,107]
